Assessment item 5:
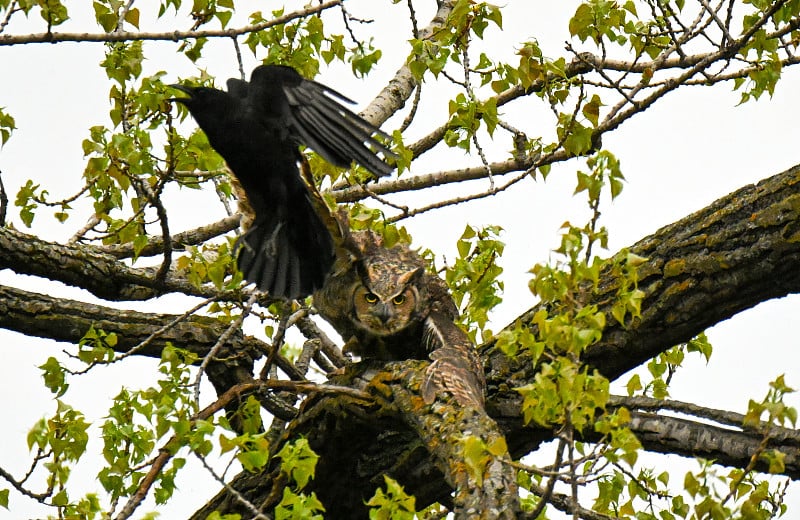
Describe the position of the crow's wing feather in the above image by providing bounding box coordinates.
[236,200,333,300]
[245,64,395,178]
[282,80,396,177]
[285,81,393,145]
[226,78,249,99]
[291,105,395,177]
[291,105,390,176]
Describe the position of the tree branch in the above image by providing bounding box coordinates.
[360,0,458,127]
[485,163,800,389]
[192,360,520,518]
[331,157,534,203]
[0,284,246,359]
[0,225,229,301]
[0,1,341,46]
[96,214,240,259]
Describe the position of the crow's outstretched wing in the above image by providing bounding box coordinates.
[249,65,396,178]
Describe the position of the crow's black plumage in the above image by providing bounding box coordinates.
[170,64,395,299]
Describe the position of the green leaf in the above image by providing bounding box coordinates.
[760,449,786,474]
[686,332,713,362]
[238,448,269,473]
[582,94,602,126]
[0,107,16,146]
[462,436,489,486]
[626,373,642,396]
[563,120,593,156]
[276,438,319,490]
[366,475,417,520]
[93,2,117,32]
[38,0,69,27]
[485,4,503,29]
[40,356,69,397]
[206,512,241,520]
[275,487,325,520]
[125,7,140,28]
[0,488,9,509]
[52,489,69,507]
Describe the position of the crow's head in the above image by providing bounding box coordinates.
[168,84,216,109]
[168,84,239,136]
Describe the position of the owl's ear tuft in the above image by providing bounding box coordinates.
[397,266,424,287]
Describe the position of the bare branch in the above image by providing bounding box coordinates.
[361,0,458,126]
[97,214,240,259]
[0,1,342,46]
[331,157,535,204]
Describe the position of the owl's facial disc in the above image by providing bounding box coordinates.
[353,285,415,336]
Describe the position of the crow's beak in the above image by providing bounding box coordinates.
[168,84,194,103]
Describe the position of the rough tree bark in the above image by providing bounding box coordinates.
[187,164,800,516]
[2,164,799,516]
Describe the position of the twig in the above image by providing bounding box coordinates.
[195,453,269,520]
[384,152,553,224]
[232,35,245,81]
[66,296,219,376]
[132,175,172,284]
[258,305,296,381]
[331,156,537,203]
[459,30,495,190]
[0,463,51,501]
[697,0,735,47]
[97,214,240,259]
[0,1,342,45]
[599,0,791,135]
[28,182,92,208]
[339,3,366,54]
[113,380,269,520]
[67,214,101,244]
[116,0,136,33]
[114,377,373,520]
[527,437,566,519]
[0,1,21,34]
[193,292,259,408]
[295,315,348,368]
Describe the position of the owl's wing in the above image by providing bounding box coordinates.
[424,273,459,320]
[421,311,486,408]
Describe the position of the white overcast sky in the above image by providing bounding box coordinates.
[1,1,799,518]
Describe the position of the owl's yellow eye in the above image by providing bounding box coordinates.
[364,292,379,304]
[392,294,406,305]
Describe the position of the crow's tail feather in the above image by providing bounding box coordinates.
[236,196,334,300]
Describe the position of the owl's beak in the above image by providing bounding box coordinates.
[375,303,393,324]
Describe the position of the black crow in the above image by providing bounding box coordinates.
[170,64,395,299]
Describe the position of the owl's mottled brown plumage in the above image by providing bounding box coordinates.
[314,230,485,407]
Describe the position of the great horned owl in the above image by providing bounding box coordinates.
[314,230,486,407]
